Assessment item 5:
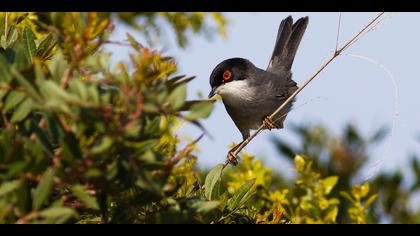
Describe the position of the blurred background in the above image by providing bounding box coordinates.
[106,12,420,222]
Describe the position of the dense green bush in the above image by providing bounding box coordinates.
[1,12,418,224]
[0,12,221,224]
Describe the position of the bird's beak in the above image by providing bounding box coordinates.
[208,87,217,99]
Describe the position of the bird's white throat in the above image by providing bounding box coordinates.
[216,80,256,104]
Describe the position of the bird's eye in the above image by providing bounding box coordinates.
[223,70,232,82]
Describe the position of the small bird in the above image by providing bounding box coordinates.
[208,16,309,165]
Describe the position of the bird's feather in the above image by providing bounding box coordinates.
[267,16,309,75]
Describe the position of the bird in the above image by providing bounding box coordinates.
[208,16,309,165]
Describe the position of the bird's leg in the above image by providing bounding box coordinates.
[262,116,278,130]
[226,140,245,166]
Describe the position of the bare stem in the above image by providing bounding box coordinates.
[4,13,9,39]
[230,12,385,159]
[335,13,342,53]
[60,67,73,89]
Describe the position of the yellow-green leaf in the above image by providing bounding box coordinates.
[71,185,99,210]
[364,194,377,208]
[0,180,21,197]
[321,176,338,195]
[228,179,255,211]
[360,182,370,198]
[294,155,305,172]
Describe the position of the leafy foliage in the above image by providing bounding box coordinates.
[0,12,220,224]
[272,122,420,223]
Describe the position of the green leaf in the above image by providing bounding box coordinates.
[71,185,99,210]
[204,164,224,200]
[48,51,68,83]
[68,80,88,101]
[185,101,214,120]
[10,98,32,123]
[218,191,230,210]
[90,136,113,155]
[294,155,306,172]
[339,191,356,204]
[35,34,56,60]
[34,61,46,85]
[40,207,78,223]
[33,168,55,210]
[364,194,377,208]
[211,179,224,200]
[324,206,339,222]
[31,122,54,157]
[87,85,99,103]
[321,176,338,195]
[7,28,18,47]
[3,91,26,113]
[228,179,255,211]
[360,182,370,198]
[22,27,37,62]
[126,33,143,51]
[0,180,21,197]
[191,200,220,213]
[0,35,6,49]
[12,68,42,101]
[168,83,186,110]
[40,80,77,102]
[0,55,12,82]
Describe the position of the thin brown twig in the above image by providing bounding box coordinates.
[335,12,342,53]
[229,12,386,161]
[60,67,73,89]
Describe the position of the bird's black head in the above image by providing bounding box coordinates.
[208,58,253,98]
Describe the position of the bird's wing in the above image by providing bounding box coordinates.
[266,16,309,76]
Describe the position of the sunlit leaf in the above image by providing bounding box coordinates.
[228,179,255,211]
[364,194,377,208]
[0,180,21,197]
[33,168,55,210]
[90,136,113,155]
[204,164,224,200]
[191,200,220,213]
[360,182,370,198]
[35,34,56,60]
[321,176,338,195]
[40,207,78,223]
[71,185,99,210]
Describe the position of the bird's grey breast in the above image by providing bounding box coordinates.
[218,73,286,131]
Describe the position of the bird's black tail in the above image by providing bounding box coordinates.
[267,16,309,73]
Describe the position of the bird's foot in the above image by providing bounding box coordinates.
[227,151,239,166]
[262,116,278,130]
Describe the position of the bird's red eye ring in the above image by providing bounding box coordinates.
[223,70,232,81]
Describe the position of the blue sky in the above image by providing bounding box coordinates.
[107,12,420,183]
